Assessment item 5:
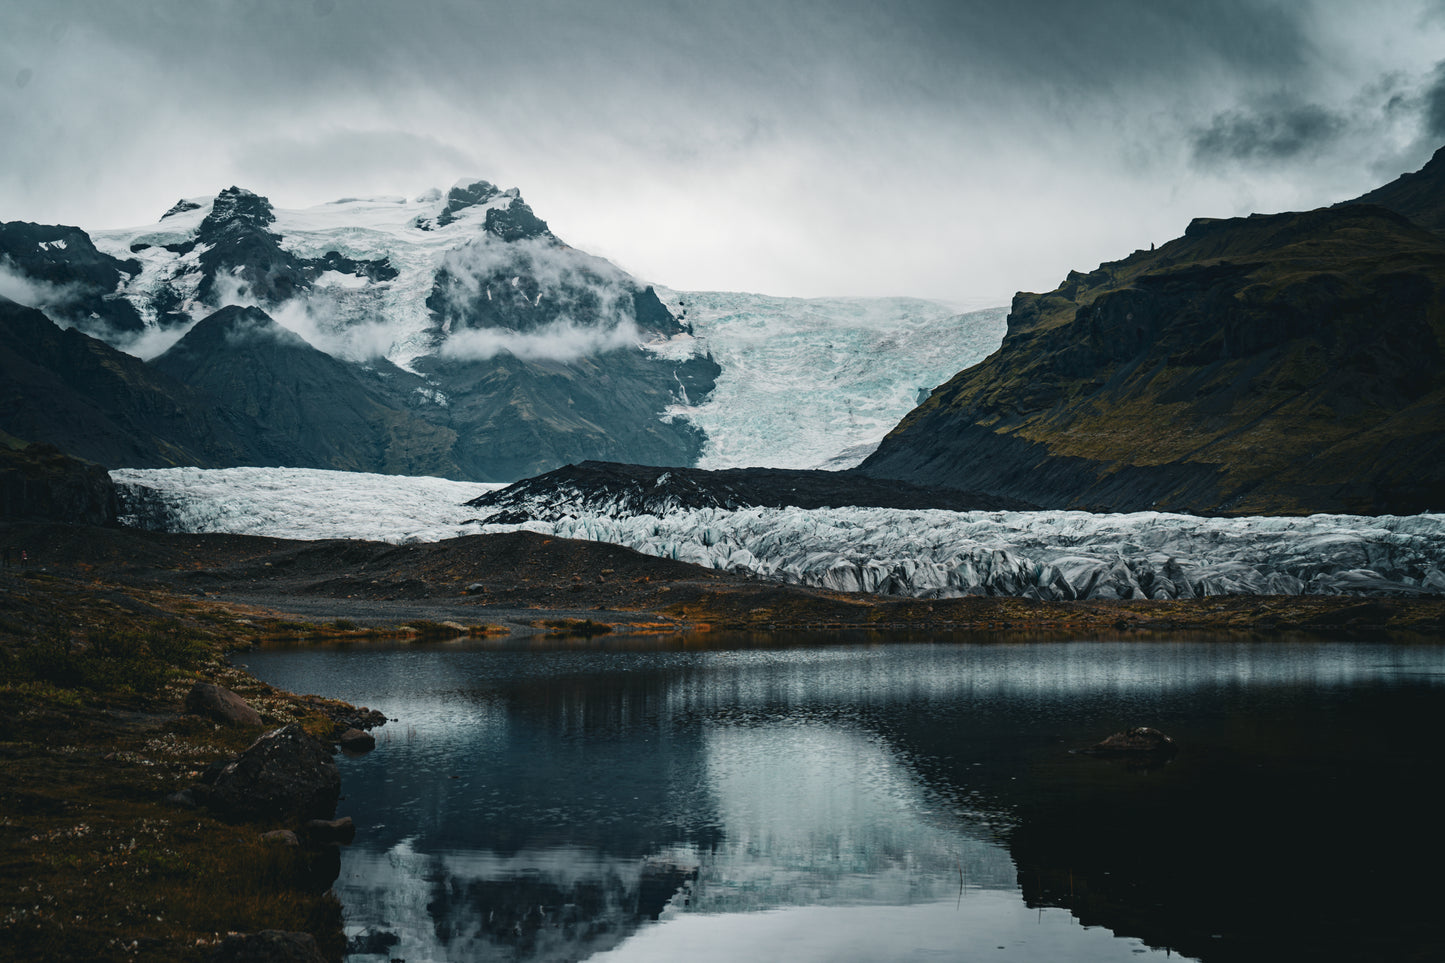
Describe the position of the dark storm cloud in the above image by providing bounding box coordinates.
[3,0,1445,298]
[2,0,1328,153]
[1424,61,1445,141]
[1192,100,1346,164]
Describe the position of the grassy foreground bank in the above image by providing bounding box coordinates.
[0,568,409,962]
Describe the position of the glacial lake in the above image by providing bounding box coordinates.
[240,634,1445,963]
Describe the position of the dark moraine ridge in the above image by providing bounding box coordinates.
[464,459,1036,524]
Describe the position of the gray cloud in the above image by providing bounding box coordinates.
[1424,61,1445,142]
[231,130,482,199]
[1192,100,1347,165]
[4,1,1445,301]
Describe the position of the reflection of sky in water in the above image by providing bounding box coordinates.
[240,640,1445,962]
[696,721,1013,910]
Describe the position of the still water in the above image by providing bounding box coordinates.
[241,634,1445,963]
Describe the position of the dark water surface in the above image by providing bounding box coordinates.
[240,634,1445,962]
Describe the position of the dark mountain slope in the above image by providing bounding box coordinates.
[417,350,718,482]
[0,297,261,468]
[1343,145,1445,232]
[861,202,1445,515]
[152,306,459,475]
[0,220,145,334]
[0,441,118,525]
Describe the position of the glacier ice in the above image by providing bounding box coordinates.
[112,467,1445,600]
[111,467,504,544]
[649,290,1007,470]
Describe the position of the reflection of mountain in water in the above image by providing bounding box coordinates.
[321,648,1017,962]
[345,843,697,962]
[244,641,1445,963]
[338,715,1014,961]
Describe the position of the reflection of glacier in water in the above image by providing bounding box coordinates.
[240,640,1445,962]
[114,466,1445,599]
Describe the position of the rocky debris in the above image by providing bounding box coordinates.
[1081,727,1178,757]
[309,249,398,283]
[184,681,263,727]
[207,724,340,823]
[338,728,375,753]
[302,816,356,845]
[465,459,1034,524]
[328,705,387,734]
[208,929,326,963]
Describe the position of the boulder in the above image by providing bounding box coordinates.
[185,681,263,727]
[208,724,339,823]
[208,930,326,963]
[338,727,375,753]
[303,816,356,844]
[1082,726,1178,756]
[259,829,299,847]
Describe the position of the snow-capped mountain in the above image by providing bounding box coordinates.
[3,180,1010,478]
[2,181,721,479]
[111,466,1445,600]
[88,180,691,370]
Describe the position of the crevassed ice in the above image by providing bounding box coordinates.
[111,467,1445,600]
[649,290,1007,470]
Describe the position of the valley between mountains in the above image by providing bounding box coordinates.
[5,142,1445,963]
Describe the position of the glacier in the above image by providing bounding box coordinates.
[110,467,505,544]
[649,290,1007,470]
[112,467,1445,600]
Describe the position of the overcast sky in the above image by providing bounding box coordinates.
[3,0,1445,302]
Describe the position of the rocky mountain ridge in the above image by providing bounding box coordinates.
[464,459,1035,524]
[860,150,1445,515]
[0,180,719,480]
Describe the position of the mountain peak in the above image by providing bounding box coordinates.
[170,305,310,355]
[483,196,551,242]
[435,179,501,228]
[201,187,276,234]
[160,198,206,220]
